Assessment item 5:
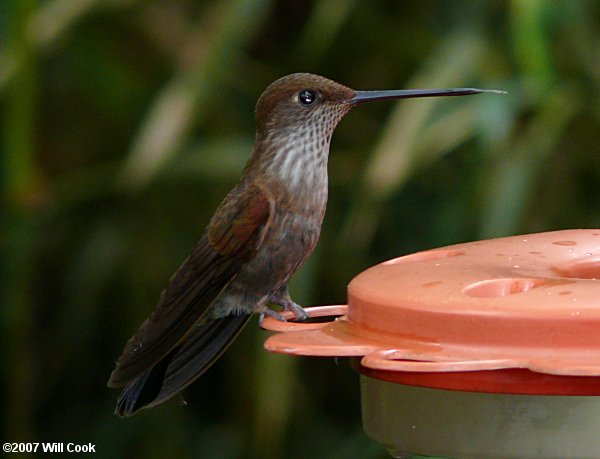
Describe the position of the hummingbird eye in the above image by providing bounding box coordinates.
[298,89,317,106]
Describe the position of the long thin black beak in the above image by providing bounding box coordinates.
[348,88,506,105]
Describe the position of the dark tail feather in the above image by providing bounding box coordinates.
[116,313,251,416]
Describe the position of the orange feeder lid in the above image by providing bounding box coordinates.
[261,229,600,395]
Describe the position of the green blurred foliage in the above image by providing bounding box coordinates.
[1,0,599,457]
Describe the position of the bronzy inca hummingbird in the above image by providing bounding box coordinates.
[108,73,501,416]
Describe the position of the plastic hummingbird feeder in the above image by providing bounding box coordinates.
[260,229,600,459]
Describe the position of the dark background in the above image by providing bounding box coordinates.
[2,1,599,457]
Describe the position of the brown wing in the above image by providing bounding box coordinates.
[107,183,273,388]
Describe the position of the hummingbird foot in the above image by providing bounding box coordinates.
[259,308,288,323]
[258,291,309,322]
[277,298,309,322]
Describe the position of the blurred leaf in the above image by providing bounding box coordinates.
[479,86,580,237]
[340,31,488,256]
[118,0,273,190]
[293,0,359,68]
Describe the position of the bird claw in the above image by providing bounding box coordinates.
[259,309,288,323]
[259,299,308,323]
[285,302,308,322]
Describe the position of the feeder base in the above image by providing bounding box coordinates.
[361,376,600,459]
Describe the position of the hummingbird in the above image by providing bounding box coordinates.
[108,73,501,416]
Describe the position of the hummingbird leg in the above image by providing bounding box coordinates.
[269,285,309,322]
[259,308,287,323]
[258,285,309,322]
[273,297,309,322]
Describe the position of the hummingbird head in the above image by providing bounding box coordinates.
[249,74,359,191]
[254,73,503,144]
[255,73,356,142]
[248,73,503,192]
